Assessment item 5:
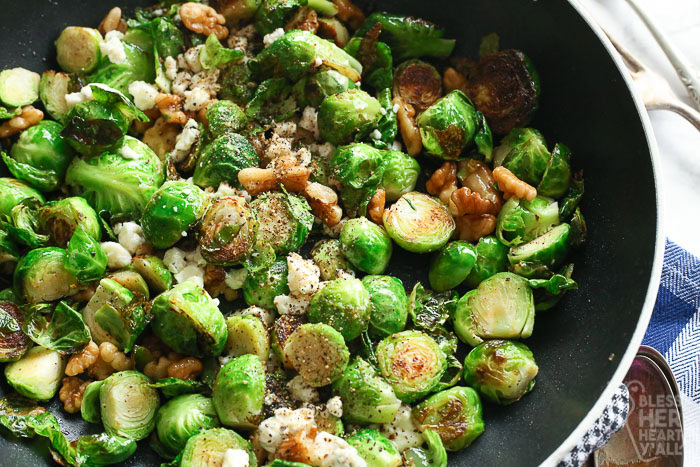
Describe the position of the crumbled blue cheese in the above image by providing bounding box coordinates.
[287,375,320,403]
[101,242,132,269]
[263,28,285,47]
[273,293,312,316]
[309,142,335,160]
[258,407,317,453]
[179,45,204,73]
[164,56,178,81]
[100,30,126,65]
[163,247,187,274]
[216,182,252,202]
[390,140,403,151]
[326,396,343,418]
[299,106,320,140]
[128,81,159,111]
[371,129,382,140]
[236,305,274,328]
[65,85,93,108]
[221,448,249,467]
[380,405,424,452]
[392,103,400,113]
[183,86,210,111]
[174,265,205,288]
[287,253,320,297]
[313,432,367,467]
[113,222,147,255]
[163,246,206,288]
[224,268,248,290]
[170,119,200,163]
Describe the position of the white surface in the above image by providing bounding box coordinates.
[580,0,700,256]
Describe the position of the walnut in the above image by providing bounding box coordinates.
[131,108,160,135]
[204,264,237,301]
[98,7,127,35]
[180,3,229,40]
[455,214,497,242]
[59,377,92,414]
[143,117,180,160]
[332,0,365,30]
[65,341,99,377]
[285,6,319,34]
[238,168,278,196]
[303,182,342,227]
[144,356,172,380]
[167,357,203,380]
[155,93,189,125]
[393,96,422,156]
[270,155,311,193]
[66,341,133,380]
[139,334,170,361]
[367,189,385,224]
[426,162,459,213]
[443,67,468,94]
[0,106,43,138]
[493,166,537,201]
[458,159,502,209]
[250,430,269,465]
[99,342,132,372]
[274,428,318,465]
[451,187,499,216]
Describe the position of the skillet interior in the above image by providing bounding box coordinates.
[0,0,659,465]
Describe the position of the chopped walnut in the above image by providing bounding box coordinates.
[426,162,459,213]
[458,159,502,209]
[99,342,132,372]
[493,166,537,201]
[144,356,172,380]
[180,2,229,40]
[0,106,43,138]
[143,117,180,160]
[155,93,189,125]
[131,108,160,135]
[393,96,422,156]
[451,187,499,216]
[98,7,127,35]
[270,155,312,193]
[204,264,240,302]
[455,214,497,242]
[167,356,203,380]
[65,341,99,377]
[66,341,133,380]
[59,377,92,414]
[238,168,278,196]
[285,6,319,33]
[303,182,342,227]
[367,189,386,224]
[332,0,365,30]
[443,67,468,94]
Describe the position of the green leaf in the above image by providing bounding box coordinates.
[245,78,297,124]
[89,83,149,123]
[479,32,500,58]
[65,226,108,283]
[0,105,21,120]
[200,34,244,69]
[149,378,208,399]
[0,308,20,332]
[408,282,458,331]
[22,301,91,355]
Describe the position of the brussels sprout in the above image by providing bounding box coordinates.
[39,70,73,121]
[464,235,509,289]
[365,88,398,149]
[89,42,155,95]
[344,35,393,93]
[332,357,401,424]
[361,275,408,338]
[141,181,208,249]
[81,380,103,423]
[249,30,362,83]
[155,394,220,456]
[4,346,66,401]
[463,49,540,135]
[100,371,160,441]
[205,101,248,137]
[412,386,485,451]
[55,26,103,74]
[107,270,150,300]
[243,257,289,309]
[0,68,39,108]
[453,272,535,346]
[61,100,129,157]
[66,136,164,217]
[383,192,455,253]
[356,13,455,60]
[508,223,570,269]
[428,241,477,292]
[493,128,549,186]
[2,121,74,192]
[0,177,44,217]
[0,229,20,266]
[251,192,313,255]
[198,196,257,266]
[569,207,587,248]
[496,195,559,247]
[308,278,371,341]
[0,301,29,362]
[318,89,382,145]
[212,0,263,25]
[151,281,228,357]
[376,330,446,402]
[193,133,258,189]
[339,217,393,275]
[284,323,350,387]
[180,428,257,467]
[212,354,265,429]
[22,301,91,355]
[14,247,78,303]
[131,255,173,294]
[244,77,297,124]
[75,433,138,467]
[463,339,538,405]
[65,226,107,283]
[224,314,270,361]
[380,150,420,201]
[271,313,306,369]
[329,143,385,215]
[3,198,49,249]
[254,0,304,35]
[408,283,458,332]
[293,69,357,108]
[38,197,101,247]
[393,59,442,111]
[347,429,402,467]
[559,171,584,220]
[402,429,448,467]
[200,34,245,70]
[538,143,572,199]
[311,239,355,281]
[416,90,492,160]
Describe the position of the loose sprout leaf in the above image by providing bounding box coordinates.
[75,433,137,467]
[22,301,91,355]
[200,34,245,69]
[0,105,21,120]
[65,226,107,283]
[149,378,208,399]
[408,282,458,331]
[245,78,297,124]
[3,198,49,249]
[0,308,20,333]
[527,274,578,295]
[479,33,500,59]
[89,83,149,123]
[559,171,585,220]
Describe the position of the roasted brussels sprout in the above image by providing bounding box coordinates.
[495,195,559,247]
[220,61,256,106]
[493,127,549,186]
[284,322,350,386]
[339,217,393,275]
[151,281,228,357]
[429,241,477,292]
[538,143,572,199]
[464,235,509,289]
[317,89,382,145]
[402,429,448,467]
[205,100,248,137]
[243,257,289,309]
[200,34,245,70]
[224,314,270,361]
[362,275,408,338]
[14,247,78,303]
[376,330,447,402]
[271,313,306,369]
[2,121,74,192]
[329,143,386,215]
[308,277,371,341]
[383,192,455,253]
[4,198,49,249]
[0,301,29,362]
[89,42,156,95]
[0,177,44,218]
[0,67,39,108]
[408,283,458,332]
[454,272,535,346]
[65,136,164,217]
[155,394,220,457]
[254,0,304,35]
[393,59,442,111]
[508,223,570,269]
[39,70,72,121]
[198,196,257,266]
[55,26,103,73]
[108,270,150,300]
[416,90,492,160]
[141,181,208,249]
[412,386,484,451]
[380,150,420,201]
[64,226,107,283]
[332,357,401,424]
[344,35,393,93]
[100,371,160,441]
[244,77,297,124]
[81,380,103,423]
[251,192,313,255]
[212,354,265,429]
[131,255,173,294]
[293,68,357,108]
[180,428,257,467]
[75,433,138,466]
[347,429,402,467]
[0,229,20,267]
[463,339,538,405]
[311,239,355,281]
[61,101,127,157]
[4,346,65,401]
[193,132,259,189]
[38,197,101,247]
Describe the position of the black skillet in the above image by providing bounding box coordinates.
[0,0,663,465]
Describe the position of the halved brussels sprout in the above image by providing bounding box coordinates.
[100,371,160,441]
[199,196,257,266]
[408,283,458,333]
[4,346,66,401]
[402,428,448,467]
[39,197,101,247]
[311,239,355,281]
[383,192,455,254]
[463,339,538,405]
[429,241,477,292]
[131,256,173,294]
[75,433,138,466]
[362,275,408,338]
[380,150,420,202]
[538,143,572,199]
[156,394,220,456]
[284,322,350,387]
[244,77,296,124]
[0,301,29,362]
[180,428,257,467]
[347,429,402,467]
[393,59,442,112]
[151,281,228,357]
[243,257,289,310]
[61,100,129,157]
[493,128,549,186]
[81,380,103,423]
[22,301,90,355]
[205,100,248,137]
[293,68,357,108]
[55,26,103,74]
[251,192,313,256]
[412,386,485,451]
[271,313,306,369]
[376,330,447,402]
[308,278,371,341]
[224,314,270,361]
[65,226,107,284]
[453,272,535,346]
[192,133,259,189]
[0,177,44,218]
[89,42,156,95]
[329,143,385,216]
[496,195,559,247]
[39,70,73,122]
[14,247,78,304]
[508,223,570,269]
[464,235,509,289]
[332,357,401,424]
[212,354,265,429]
[318,89,382,145]
[107,270,150,300]
[4,198,49,249]
[339,217,393,275]
[141,181,208,249]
